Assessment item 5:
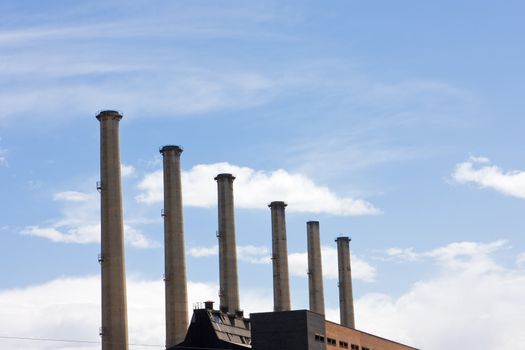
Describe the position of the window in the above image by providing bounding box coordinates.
[339,340,349,348]
[315,334,325,342]
[327,337,337,346]
[240,336,251,345]
[362,347,370,350]
[350,345,360,350]
[212,314,223,324]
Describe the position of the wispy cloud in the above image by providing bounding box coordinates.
[0,3,294,123]
[22,190,157,248]
[0,147,7,167]
[0,4,287,46]
[0,1,470,129]
[189,244,376,282]
[289,136,417,180]
[428,240,507,272]
[385,247,421,262]
[136,162,379,215]
[188,244,270,264]
[53,191,93,202]
[0,68,281,123]
[452,156,525,198]
[288,245,377,282]
[386,240,507,272]
[517,252,525,268]
[188,245,219,258]
[0,137,7,167]
[121,163,136,178]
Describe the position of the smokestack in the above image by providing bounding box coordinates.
[215,173,240,314]
[269,201,291,311]
[161,145,188,347]
[336,236,355,328]
[96,110,129,350]
[307,221,325,315]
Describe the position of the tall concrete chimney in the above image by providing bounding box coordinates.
[336,236,355,328]
[269,201,291,312]
[215,173,240,314]
[161,145,188,347]
[97,110,129,350]
[307,221,325,315]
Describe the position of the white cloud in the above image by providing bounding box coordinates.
[0,148,7,167]
[136,162,379,215]
[21,225,98,244]
[0,275,272,350]
[121,163,135,178]
[189,244,376,282]
[0,276,212,350]
[427,240,507,272]
[237,245,271,264]
[188,244,271,264]
[54,191,93,202]
[188,245,218,257]
[21,190,157,248]
[0,137,7,166]
[468,156,490,164]
[452,156,525,198]
[517,252,525,268]
[288,245,376,282]
[353,241,525,349]
[385,247,421,262]
[21,224,156,249]
[386,240,507,270]
[123,224,159,249]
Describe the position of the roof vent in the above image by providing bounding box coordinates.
[204,300,214,310]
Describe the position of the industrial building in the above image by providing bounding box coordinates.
[96,111,418,350]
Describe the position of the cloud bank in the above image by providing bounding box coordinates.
[137,162,379,215]
[0,277,212,350]
[0,276,272,350]
[452,156,525,198]
[1,240,523,350]
[357,240,525,349]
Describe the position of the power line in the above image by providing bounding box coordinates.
[0,335,245,349]
[0,335,162,348]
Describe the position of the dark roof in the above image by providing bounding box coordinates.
[171,307,251,350]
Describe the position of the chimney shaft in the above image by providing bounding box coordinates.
[336,236,355,328]
[307,221,325,315]
[161,145,188,347]
[269,201,291,311]
[215,173,240,314]
[97,110,129,350]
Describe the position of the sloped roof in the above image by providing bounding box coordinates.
[171,307,251,350]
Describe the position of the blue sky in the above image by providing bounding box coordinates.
[1,1,525,349]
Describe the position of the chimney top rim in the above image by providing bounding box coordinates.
[214,173,235,181]
[268,201,287,208]
[335,236,351,242]
[159,145,183,154]
[96,110,122,121]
